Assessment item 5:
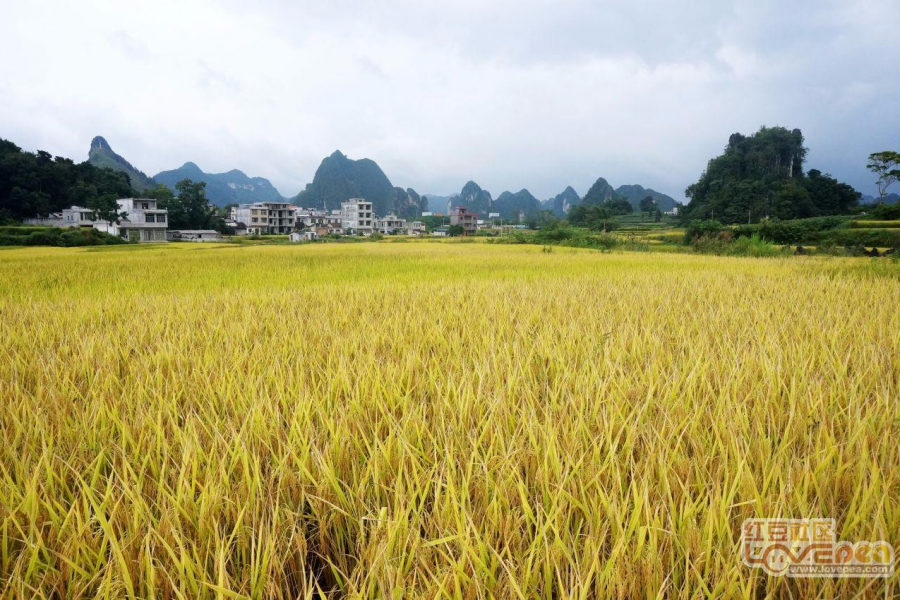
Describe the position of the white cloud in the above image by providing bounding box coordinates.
[0,0,897,200]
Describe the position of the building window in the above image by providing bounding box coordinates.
[141,203,149,209]
[157,214,166,222]
[146,214,155,223]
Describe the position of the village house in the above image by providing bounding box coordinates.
[294,208,330,229]
[25,206,112,228]
[406,221,426,236]
[449,206,478,236]
[375,214,406,234]
[340,199,374,234]
[26,198,169,242]
[232,201,295,234]
[92,198,169,242]
[289,231,318,242]
[166,230,223,242]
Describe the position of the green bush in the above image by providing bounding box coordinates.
[489,227,619,251]
[27,230,63,246]
[0,226,126,247]
[684,220,723,244]
[869,202,900,221]
[692,233,785,257]
[59,227,125,246]
[733,216,852,244]
[535,225,575,243]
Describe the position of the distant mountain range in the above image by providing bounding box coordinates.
[86,136,680,216]
[581,178,677,212]
[431,178,677,221]
[88,136,155,192]
[614,184,677,211]
[87,136,286,207]
[861,193,900,204]
[153,162,285,206]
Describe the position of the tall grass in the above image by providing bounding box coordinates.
[0,243,898,598]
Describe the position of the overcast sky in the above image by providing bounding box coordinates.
[1,0,897,200]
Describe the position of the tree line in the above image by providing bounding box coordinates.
[0,137,230,231]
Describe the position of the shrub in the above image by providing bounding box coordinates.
[60,227,126,246]
[733,216,853,244]
[870,202,900,221]
[692,233,785,257]
[684,219,723,244]
[535,225,575,243]
[0,227,126,247]
[26,229,63,246]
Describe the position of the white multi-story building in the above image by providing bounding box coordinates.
[25,206,104,228]
[60,206,98,227]
[406,221,426,235]
[294,208,330,229]
[375,214,406,234]
[26,199,169,242]
[232,202,296,235]
[92,198,168,242]
[340,199,374,234]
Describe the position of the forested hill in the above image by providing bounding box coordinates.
[0,138,134,220]
[682,126,860,223]
[294,151,427,218]
[88,136,155,192]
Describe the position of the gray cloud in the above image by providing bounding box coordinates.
[0,0,897,200]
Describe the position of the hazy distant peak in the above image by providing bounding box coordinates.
[90,136,112,151]
[87,135,154,192]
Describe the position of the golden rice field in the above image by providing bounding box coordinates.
[1,242,899,599]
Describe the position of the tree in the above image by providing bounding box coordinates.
[86,193,126,224]
[639,196,656,220]
[769,182,815,220]
[567,205,618,231]
[157,179,222,231]
[599,197,633,216]
[447,224,464,237]
[525,210,558,230]
[144,183,175,205]
[867,151,900,198]
[803,170,859,215]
